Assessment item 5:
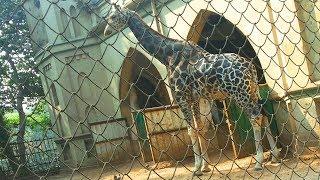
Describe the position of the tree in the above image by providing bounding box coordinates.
[0,0,44,176]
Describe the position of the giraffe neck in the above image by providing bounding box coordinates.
[127,12,183,65]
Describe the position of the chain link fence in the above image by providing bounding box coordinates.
[1,0,320,179]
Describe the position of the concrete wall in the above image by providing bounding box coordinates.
[23,0,49,51]
[291,97,320,143]
[24,0,100,49]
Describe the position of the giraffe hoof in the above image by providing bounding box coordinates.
[201,165,211,173]
[192,170,203,176]
[254,165,263,171]
[271,149,281,163]
[271,157,280,163]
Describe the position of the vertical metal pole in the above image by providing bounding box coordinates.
[222,100,238,159]
[151,0,164,34]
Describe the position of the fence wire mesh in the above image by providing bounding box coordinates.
[1,0,320,179]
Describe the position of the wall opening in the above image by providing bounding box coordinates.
[56,114,65,137]
[198,14,266,84]
[79,8,93,33]
[133,75,166,109]
[60,8,71,38]
[50,84,59,106]
[119,49,171,116]
[70,5,81,37]
[314,98,320,124]
[119,48,171,162]
[187,10,272,157]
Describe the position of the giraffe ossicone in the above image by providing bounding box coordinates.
[104,4,280,176]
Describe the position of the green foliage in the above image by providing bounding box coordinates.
[0,0,44,108]
[28,100,51,128]
[4,112,19,126]
[4,100,51,129]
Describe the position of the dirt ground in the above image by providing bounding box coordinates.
[48,148,320,180]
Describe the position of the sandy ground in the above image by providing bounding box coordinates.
[48,149,320,180]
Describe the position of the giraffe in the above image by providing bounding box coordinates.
[104,4,280,176]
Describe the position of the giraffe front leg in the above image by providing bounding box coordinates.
[251,116,264,171]
[195,99,211,173]
[175,94,203,176]
[187,125,203,176]
[198,127,211,172]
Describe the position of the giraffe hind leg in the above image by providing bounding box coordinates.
[262,116,280,163]
[266,126,280,163]
[251,115,264,171]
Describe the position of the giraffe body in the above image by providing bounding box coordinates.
[171,51,261,117]
[105,5,280,176]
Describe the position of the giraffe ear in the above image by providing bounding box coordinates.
[104,25,112,36]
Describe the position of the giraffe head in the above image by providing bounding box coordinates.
[104,4,132,35]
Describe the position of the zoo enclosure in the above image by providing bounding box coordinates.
[0,0,320,179]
